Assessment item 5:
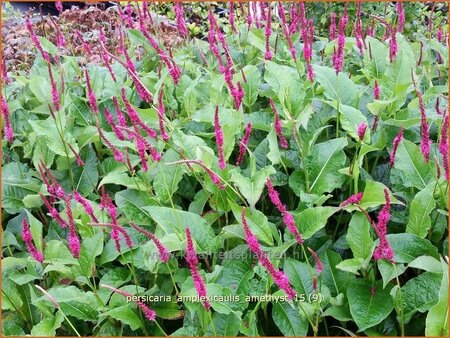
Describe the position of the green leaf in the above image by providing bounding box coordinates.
[425,259,449,336]
[392,140,434,190]
[152,149,183,204]
[29,76,52,105]
[408,256,442,273]
[356,180,403,210]
[216,258,254,296]
[272,292,309,336]
[293,207,337,239]
[102,305,143,331]
[77,232,104,278]
[377,260,407,288]
[30,310,64,336]
[29,119,78,157]
[73,145,99,196]
[284,259,314,295]
[207,312,241,336]
[347,280,394,332]
[346,212,373,261]
[267,128,281,165]
[115,189,157,225]
[144,206,218,253]
[403,272,442,316]
[314,65,358,106]
[325,102,369,143]
[335,258,365,275]
[240,65,261,108]
[320,250,354,296]
[305,137,348,195]
[386,233,439,263]
[230,166,275,209]
[406,182,436,238]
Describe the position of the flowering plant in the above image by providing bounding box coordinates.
[1,2,448,337]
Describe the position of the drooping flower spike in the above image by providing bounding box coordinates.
[214,106,226,169]
[174,2,189,37]
[157,89,169,142]
[307,247,323,290]
[101,284,156,322]
[185,228,211,310]
[85,69,99,114]
[339,192,364,208]
[236,122,252,165]
[22,219,44,263]
[266,179,303,245]
[241,208,297,299]
[91,222,134,250]
[269,99,288,149]
[68,143,84,166]
[373,189,394,263]
[1,96,14,143]
[389,127,404,167]
[104,108,125,141]
[130,223,170,262]
[73,191,98,223]
[97,125,125,163]
[329,12,337,41]
[39,193,68,229]
[26,18,50,62]
[412,71,431,162]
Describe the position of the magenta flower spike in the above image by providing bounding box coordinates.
[65,196,80,258]
[157,89,169,142]
[101,284,156,321]
[264,5,273,60]
[339,192,364,208]
[241,208,297,299]
[174,2,189,37]
[236,122,253,165]
[269,98,288,149]
[332,9,348,74]
[130,223,170,262]
[214,106,226,170]
[266,179,303,245]
[73,191,98,223]
[97,126,125,164]
[104,108,125,141]
[439,114,449,180]
[185,228,210,310]
[396,2,405,33]
[307,247,323,274]
[357,122,367,141]
[229,2,237,34]
[389,26,398,63]
[389,127,404,167]
[39,193,68,228]
[49,64,61,111]
[1,96,14,143]
[412,72,431,162]
[85,69,98,114]
[26,18,50,62]
[373,189,394,263]
[55,1,63,13]
[22,219,44,263]
[329,12,337,41]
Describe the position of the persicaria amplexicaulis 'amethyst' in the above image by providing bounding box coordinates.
[22,219,44,262]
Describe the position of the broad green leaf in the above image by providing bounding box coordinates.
[30,310,64,336]
[77,232,104,278]
[29,76,52,105]
[240,65,261,108]
[392,140,434,190]
[320,250,354,296]
[216,258,254,296]
[72,145,98,196]
[403,272,442,316]
[102,305,143,331]
[386,233,439,263]
[29,119,78,157]
[346,212,373,261]
[425,259,449,336]
[335,258,365,275]
[115,189,157,225]
[267,128,281,165]
[284,259,314,295]
[325,102,369,143]
[305,137,348,195]
[314,65,358,106]
[377,260,407,288]
[293,207,337,239]
[408,256,442,273]
[347,280,394,332]
[144,206,218,252]
[230,165,275,209]
[272,291,309,336]
[356,180,402,210]
[152,149,183,204]
[406,182,436,238]
[207,312,241,336]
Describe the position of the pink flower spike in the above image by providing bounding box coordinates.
[130,223,170,262]
[55,1,63,13]
[389,27,398,63]
[68,143,84,166]
[264,5,272,60]
[65,196,80,258]
[282,211,303,245]
[214,106,226,169]
[389,127,404,167]
[340,192,364,207]
[266,179,286,213]
[269,99,288,149]
[25,18,50,62]
[357,122,367,141]
[307,247,323,274]
[236,122,252,165]
[439,114,449,180]
[185,228,210,310]
[1,96,14,143]
[174,3,189,37]
[157,89,169,142]
[101,284,156,322]
[104,108,125,141]
[373,189,394,263]
[373,80,380,100]
[73,191,98,223]
[229,2,237,34]
[329,12,337,41]
[75,30,92,56]
[396,2,405,33]
[85,69,98,114]
[22,219,44,263]
[412,72,431,162]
